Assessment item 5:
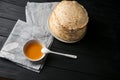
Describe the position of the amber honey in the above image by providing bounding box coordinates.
[24,40,44,61]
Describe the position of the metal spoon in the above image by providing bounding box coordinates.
[41,47,77,59]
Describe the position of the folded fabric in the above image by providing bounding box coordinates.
[26,2,57,26]
[0,20,51,72]
[0,2,58,72]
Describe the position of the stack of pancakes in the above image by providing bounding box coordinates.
[48,0,89,43]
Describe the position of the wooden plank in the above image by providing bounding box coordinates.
[14,65,117,80]
[1,0,27,7]
[0,57,115,80]
[1,0,61,7]
[0,18,16,37]
[38,66,104,80]
[0,0,119,79]
[45,37,119,76]
[0,1,25,21]
[0,62,17,80]
[0,77,13,80]
[1,0,119,8]
[0,36,7,49]
[80,0,118,39]
[0,54,119,80]
[0,36,15,79]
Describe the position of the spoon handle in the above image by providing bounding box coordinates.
[49,51,77,59]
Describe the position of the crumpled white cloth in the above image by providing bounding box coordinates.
[0,2,57,73]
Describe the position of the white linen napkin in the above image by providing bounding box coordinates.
[0,2,58,72]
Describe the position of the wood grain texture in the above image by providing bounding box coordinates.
[0,1,25,21]
[0,58,113,80]
[0,62,17,80]
[0,0,119,80]
[1,0,61,7]
[0,36,7,49]
[46,38,117,76]
[0,18,15,37]
[0,77,13,80]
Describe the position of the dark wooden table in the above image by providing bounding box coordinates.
[0,0,120,80]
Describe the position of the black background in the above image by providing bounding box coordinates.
[0,0,120,80]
